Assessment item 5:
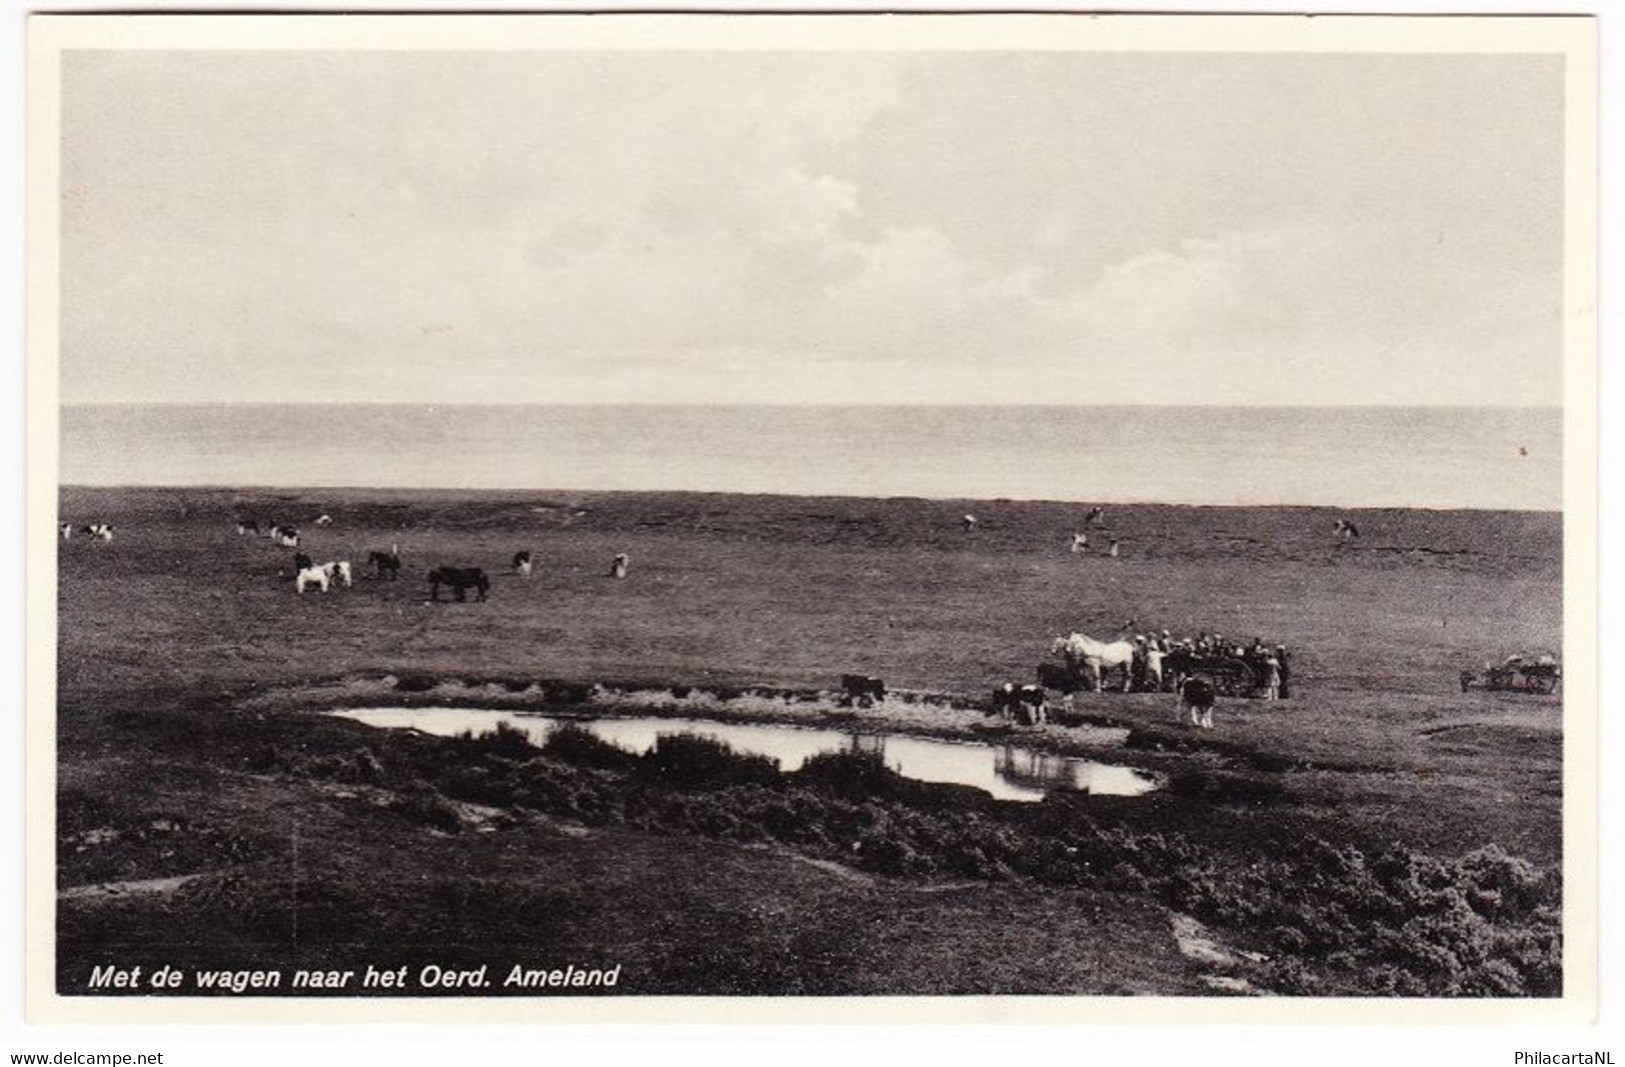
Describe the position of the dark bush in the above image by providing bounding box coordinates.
[452,720,538,761]
[545,683,594,706]
[795,748,899,797]
[388,784,464,833]
[542,723,640,772]
[637,733,780,790]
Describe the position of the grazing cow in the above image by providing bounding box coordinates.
[1051,633,1135,693]
[1035,661,1081,694]
[608,553,630,579]
[59,523,72,541]
[1334,519,1361,542]
[82,523,114,542]
[295,563,330,594]
[513,550,533,579]
[1086,507,1105,527]
[236,519,259,536]
[1180,677,1218,730]
[368,548,402,581]
[991,682,1047,726]
[840,674,886,709]
[429,566,490,603]
[962,514,978,533]
[294,552,314,572]
[1070,531,1089,554]
[320,561,353,588]
[270,525,299,547]
[314,514,333,527]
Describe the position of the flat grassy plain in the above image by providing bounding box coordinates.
[54,486,1564,997]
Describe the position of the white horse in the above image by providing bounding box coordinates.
[320,560,353,588]
[295,565,330,594]
[1051,633,1135,692]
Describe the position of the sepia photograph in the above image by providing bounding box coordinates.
[25,12,1598,1024]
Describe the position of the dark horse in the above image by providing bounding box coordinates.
[369,549,402,580]
[428,566,489,602]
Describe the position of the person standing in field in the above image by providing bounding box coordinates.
[1275,645,1292,698]
[1261,655,1282,701]
[1144,640,1165,692]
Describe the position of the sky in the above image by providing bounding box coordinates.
[58,49,1566,406]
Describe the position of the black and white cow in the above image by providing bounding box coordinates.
[1334,519,1361,542]
[269,525,300,547]
[840,674,886,709]
[513,550,533,579]
[1180,677,1218,730]
[991,682,1047,725]
[82,523,114,542]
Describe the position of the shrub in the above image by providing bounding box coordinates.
[795,749,899,797]
[452,720,537,761]
[542,723,640,771]
[388,784,463,833]
[545,682,594,706]
[637,733,780,790]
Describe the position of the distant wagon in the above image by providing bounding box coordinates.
[1162,649,1270,699]
[1460,653,1560,695]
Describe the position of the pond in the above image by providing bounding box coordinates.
[332,707,1161,802]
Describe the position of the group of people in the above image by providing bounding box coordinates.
[1127,630,1292,701]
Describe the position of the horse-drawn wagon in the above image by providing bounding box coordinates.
[1162,650,1272,698]
[1460,653,1560,695]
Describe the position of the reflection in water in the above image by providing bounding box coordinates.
[332,708,1160,802]
[994,746,1156,797]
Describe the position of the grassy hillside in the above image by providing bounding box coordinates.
[53,487,1564,996]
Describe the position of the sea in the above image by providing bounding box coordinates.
[59,404,1562,511]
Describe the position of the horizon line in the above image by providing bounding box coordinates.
[55,482,1563,515]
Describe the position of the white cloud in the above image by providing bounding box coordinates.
[60,51,1563,407]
